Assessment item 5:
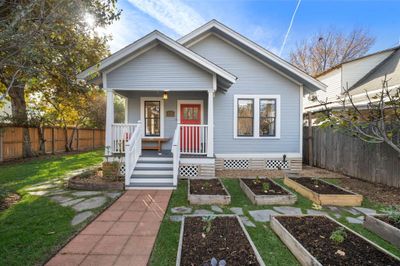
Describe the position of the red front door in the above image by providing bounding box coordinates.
[180,104,201,152]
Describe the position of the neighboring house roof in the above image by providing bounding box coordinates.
[178,20,326,93]
[77,30,237,88]
[314,45,400,78]
[350,47,400,95]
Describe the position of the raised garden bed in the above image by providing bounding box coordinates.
[284,177,363,206]
[176,215,265,266]
[68,168,124,191]
[271,215,400,265]
[188,178,231,205]
[240,177,297,205]
[364,214,400,249]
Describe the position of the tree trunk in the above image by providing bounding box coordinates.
[38,126,46,155]
[8,85,34,157]
[63,126,71,152]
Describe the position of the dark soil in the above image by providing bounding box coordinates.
[0,193,21,211]
[181,216,260,266]
[190,179,227,195]
[377,216,400,230]
[242,178,289,195]
[72,169,123,184]
[293,177,352,195]
[276,216,400,266]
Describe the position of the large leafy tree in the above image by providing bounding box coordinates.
[0,0,120,156]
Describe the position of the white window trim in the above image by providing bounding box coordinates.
[233,94,281,139]
[176,100,204,124]
[140,97,165,138]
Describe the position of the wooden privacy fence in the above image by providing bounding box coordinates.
[0,126,105,162]
[303,126,400,188]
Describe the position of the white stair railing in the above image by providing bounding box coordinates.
[179,124,208,155]
[112,123,138,153]
[171,124,180,187]
[125,121,142,186]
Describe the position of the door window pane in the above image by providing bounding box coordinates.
[145,101,160,136]
[259,99,276,136]
[237,99,254,136]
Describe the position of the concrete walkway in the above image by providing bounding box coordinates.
[46,190,172,266]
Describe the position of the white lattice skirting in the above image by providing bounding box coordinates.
[223,159,250,169]
[266,160,289,169]
[179,165,199,177]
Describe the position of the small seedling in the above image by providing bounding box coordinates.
[253,176,261,185]
[202,216,215,234]
[330,227,347,244]
[312,203,322,210]
[313,178,320,187]
[210,257,226,266]
[382,205,400,224]
[262,182,270,193]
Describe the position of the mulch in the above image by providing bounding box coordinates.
[241,178,289,195]
[190,179,227,195]
[293,177,352,195]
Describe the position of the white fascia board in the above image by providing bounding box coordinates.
[179,20,327,92]
[77,30,237,84]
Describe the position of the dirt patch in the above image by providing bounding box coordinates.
[68,169,124,191]
[241,178,289,195]
[181,216,260,265]
[293,177,352,195]
[190,179,227,195]
[300,165,350,179]
[0,193,21,211]
[337,178,400,206]
[276,216,399,265]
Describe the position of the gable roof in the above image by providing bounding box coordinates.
[350,47,400,94]
[77,30,237,87]
[178,20,326,92]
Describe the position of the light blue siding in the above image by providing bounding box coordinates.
[107,44,213,90]
[120,90,208,150]
[190,35,301,154]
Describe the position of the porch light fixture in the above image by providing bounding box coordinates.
[163,91,168,100]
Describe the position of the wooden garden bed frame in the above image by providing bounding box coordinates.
[176,214,265,266]
[270,214,400,266]
[364,214,400,249]
[240,178,297,205]
[188,178,231,205]
[283,177,363,206]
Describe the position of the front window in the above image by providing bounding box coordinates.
[144,101,160,136]
[259,99,276,136]
[237,99,254,136]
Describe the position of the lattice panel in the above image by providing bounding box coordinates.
[119,163,126,176]
[223,159,249,169]
[266,160,289,169]
[179,165,199,177]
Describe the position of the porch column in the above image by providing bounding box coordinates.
[207,90,214,157]
[105,88,114,155]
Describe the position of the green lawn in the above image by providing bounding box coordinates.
[150,178,400,266]
[0,150,104,266]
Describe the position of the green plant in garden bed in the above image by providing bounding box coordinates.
[0,150,104,266]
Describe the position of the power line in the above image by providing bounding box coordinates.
[279,0,302,56]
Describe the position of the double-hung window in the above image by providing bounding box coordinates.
[144,101,161,136]
[234,95,280,138]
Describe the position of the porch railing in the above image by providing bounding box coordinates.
[180,124,208,155]
[124,122,142,185]
[171,124,180,187]
[112,123,138,153]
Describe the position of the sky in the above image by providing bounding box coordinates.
[100,0,400,60]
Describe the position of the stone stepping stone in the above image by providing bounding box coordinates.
[353,207,377,215]
[327,206,340,212]
[211,205,223,213]
[61,198,85,207]
[306,209,328,216]
[71,211,93,226]
[346,216,364,224]
[169,215,183,222]
[230,207,243,215]
[273,206,302,215]
[333,213,341,219]
[249,210,279,222]
[72,196,107,212]
[28,191,48,196]
[51,195,72,203]
[47,190,68,196]
[194,209,214,215]
[171,206,192,214]
[26,184,59,191]
[240,216,256,227]
[106,192,122,199]
[72,191,102,197]
[341,207,360,216]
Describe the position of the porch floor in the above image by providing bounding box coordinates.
[140,150,208,158]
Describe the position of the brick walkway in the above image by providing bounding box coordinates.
[46,190,172,266]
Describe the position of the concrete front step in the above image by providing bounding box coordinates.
[138,157,173,163]
[133,170,173,176]
[136,162,173,168]
[126,182,176,190]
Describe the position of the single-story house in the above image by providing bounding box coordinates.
[78,20,326,189]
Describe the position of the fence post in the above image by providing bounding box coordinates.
[307,112,313,166]
[92,129,95,149]
[51,127,55,154]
